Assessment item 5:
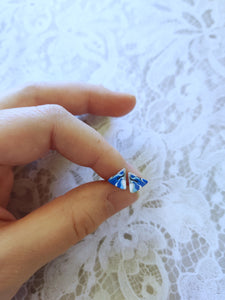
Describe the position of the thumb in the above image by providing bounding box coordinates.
[0,181,138,298]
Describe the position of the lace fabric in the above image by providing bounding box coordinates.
[0,0,224,299]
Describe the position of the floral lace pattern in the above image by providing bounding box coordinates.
[1,0,224,299]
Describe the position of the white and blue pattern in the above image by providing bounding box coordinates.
[128,172,148,193]
[108,168,126,190]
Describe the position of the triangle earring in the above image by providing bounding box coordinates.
[128,172,148,193]
[108,168,126,190]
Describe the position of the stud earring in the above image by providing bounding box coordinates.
[128,172,148,193]
[108,168,126,190]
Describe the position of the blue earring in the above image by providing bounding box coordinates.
[108,168,126,190]
[128,172,148,193]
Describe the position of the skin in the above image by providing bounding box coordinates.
[0,84,140,299]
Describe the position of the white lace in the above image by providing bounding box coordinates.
[1,0,225,299]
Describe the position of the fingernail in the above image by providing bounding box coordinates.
[127,94,136,100]
[126,163,142,177]
[107,189,139,215]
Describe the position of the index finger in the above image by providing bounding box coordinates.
[0,105,137,179]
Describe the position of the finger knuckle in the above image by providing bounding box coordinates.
[71,209,97,243]
[21,84,42,104]
[48,104,66,117]
[22,84,39,94]
[36,103,67,119]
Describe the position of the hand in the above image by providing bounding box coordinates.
[0,84,139,299]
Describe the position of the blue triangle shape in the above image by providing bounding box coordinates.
[128,172,148,193]
[108,168,126,190]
